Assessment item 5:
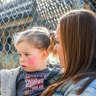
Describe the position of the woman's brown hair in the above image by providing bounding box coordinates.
[42,9,96,96]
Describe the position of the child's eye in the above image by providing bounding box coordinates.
[18,54,21,57]
[25,54,29,56]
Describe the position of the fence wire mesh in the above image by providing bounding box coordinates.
[0,0,96,69]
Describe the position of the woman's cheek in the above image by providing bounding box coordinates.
[27,56,36,66]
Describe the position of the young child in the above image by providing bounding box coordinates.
[0,27,56,96]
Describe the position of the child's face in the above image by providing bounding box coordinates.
[16,40,47,72]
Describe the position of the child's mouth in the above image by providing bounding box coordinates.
[21,65,27,68]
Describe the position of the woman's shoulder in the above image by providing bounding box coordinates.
[88,79,96,88]
[64,79,96,96]
[83,79,96,95]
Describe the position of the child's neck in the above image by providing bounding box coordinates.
[38,61,47,71]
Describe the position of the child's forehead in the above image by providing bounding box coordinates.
[16,40,35,49]
[16,46,41,53]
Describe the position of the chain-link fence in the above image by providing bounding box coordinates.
[0,0,96,69]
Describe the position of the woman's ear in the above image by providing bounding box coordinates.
[42,50,48,60]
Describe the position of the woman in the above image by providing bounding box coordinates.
[42,9,96,96]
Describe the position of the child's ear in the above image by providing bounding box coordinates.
[42,50,48,60]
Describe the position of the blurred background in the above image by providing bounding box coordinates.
[0,0,95,69]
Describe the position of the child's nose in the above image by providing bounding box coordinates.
[20,57,26,62]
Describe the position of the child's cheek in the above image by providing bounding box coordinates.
[27,57,36,66]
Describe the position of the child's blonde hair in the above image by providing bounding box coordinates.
[13,27,56,55]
